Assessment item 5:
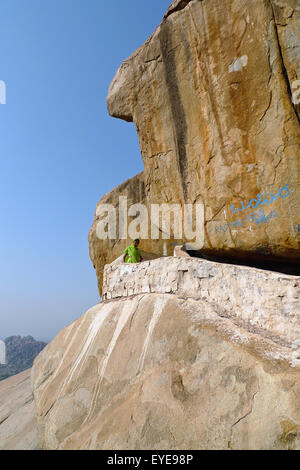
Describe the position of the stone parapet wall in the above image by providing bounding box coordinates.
[103,257,300,353]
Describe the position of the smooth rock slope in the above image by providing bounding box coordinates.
[32,257,300,450]
[0,369,39,450]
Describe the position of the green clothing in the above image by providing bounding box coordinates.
[123,244,141,263]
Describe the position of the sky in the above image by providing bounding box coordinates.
[0,0,172,341]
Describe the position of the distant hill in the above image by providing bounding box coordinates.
[0,336,47,381]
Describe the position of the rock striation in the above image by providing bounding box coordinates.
[89,0,300,294]
[32,257,300,450]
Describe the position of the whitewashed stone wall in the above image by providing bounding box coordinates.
[103,257,300,352]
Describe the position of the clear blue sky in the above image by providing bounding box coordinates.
[0,0,171,341]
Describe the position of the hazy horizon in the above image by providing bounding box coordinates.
[0,334,51,342]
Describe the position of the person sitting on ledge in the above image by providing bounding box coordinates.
[123,239,143,264]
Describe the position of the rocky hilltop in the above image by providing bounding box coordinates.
[5,0,298,450]
[0,336,47,382]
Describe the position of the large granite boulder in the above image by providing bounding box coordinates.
[32,257,300,450]
[89,0,300,294]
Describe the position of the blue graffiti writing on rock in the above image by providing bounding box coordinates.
[230,183,290,214]
[215,209,278,234]
[293,224,300,233]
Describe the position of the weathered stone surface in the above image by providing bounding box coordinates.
[32,257,300,450]
[103,257,300,363]
[0,369,39,450]
[90,0,300,292]
[271,0,300,124]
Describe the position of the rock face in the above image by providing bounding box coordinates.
[32,257,300,450]
[89,0,300,294]
[0,369,39,450]
[30,0,300,451]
